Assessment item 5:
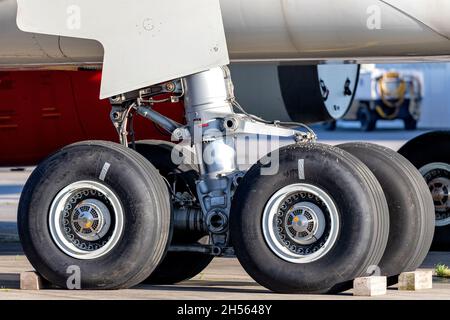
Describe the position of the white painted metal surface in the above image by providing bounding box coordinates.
[16,0,229,98]
[382,0,450,39]
[1,0,450,69]
[0,0,450,97]
[221,0,450,61]
[0,0,68,65]
[318,64,360,119]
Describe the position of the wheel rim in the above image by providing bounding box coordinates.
[49,181,124,260]
[262,183,340,263]
[419,162,450,227]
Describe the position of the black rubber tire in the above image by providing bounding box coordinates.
[134,140,214,285]
[398,131,450,251]
[338,143,434,283]
[134,140,198,193]
[358,105,377,132]
[404,117,418,131]
[230,143,389,294]
[18,141,171,289]
[277,65,360,124]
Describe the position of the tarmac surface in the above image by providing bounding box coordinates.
[1,125,450,300]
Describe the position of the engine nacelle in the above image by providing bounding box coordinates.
[230,64,360,124]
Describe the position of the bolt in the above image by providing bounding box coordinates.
[143,18,154,31]
[165,82,176,92]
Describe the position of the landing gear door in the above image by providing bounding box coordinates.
[317,64,360,120]
[16,0,229,99]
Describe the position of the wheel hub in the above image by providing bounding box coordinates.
[262,184,339,264]
[49,181,124,259]
[429,178,449,211]
[283,202,326,245]
[420,162,450,226]
[71,199,111,242]
[289,210,310,233]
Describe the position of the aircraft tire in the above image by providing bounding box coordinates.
[338,142,434,284]
[399,131,450,251]
[230,143,389,293]
[134,140,214,285]
[18,140,171,289]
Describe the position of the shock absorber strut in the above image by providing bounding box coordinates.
[109,65,315,252]
[182,67,238,245]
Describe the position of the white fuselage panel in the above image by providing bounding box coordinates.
[2,0,450,66]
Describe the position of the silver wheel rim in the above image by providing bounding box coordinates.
[262,183,340,263]
[419,162,450,227]
[49,181,124,260]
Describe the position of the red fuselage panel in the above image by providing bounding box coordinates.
[0,70,185,166]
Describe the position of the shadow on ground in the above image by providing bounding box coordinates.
[0,222,19,245]
[0,242,22,255]
[0,185,23,195]
[0,273,20,289]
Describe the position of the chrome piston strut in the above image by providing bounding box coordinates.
[109,66,315,252]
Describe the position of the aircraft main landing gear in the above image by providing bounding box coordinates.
[18,66,435,293]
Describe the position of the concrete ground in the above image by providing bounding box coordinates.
[0,247,449,300]
[0,168,27,243]
[1,125,450,300]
